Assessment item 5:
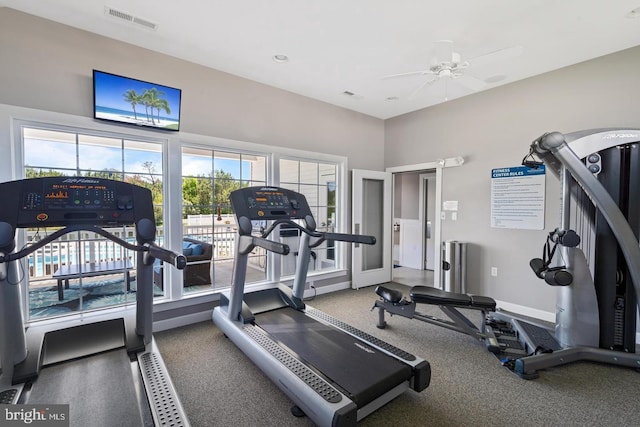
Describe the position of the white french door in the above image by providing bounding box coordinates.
[351,169,392,288]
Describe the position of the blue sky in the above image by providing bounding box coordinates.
[25,138,253,180]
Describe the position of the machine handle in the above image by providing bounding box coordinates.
[145,243,187,269]
[0,224,142,263]
[252,236,290,255]
[324,232,376,245]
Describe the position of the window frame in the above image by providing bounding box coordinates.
[274,153,345,279]
[11,114,349,324]
[177,142,348,291]
[16,120,169,321]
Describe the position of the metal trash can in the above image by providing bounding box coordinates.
[442,240,467,293]
[280,225,316,275]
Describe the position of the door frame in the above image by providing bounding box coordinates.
[419,171,437,271]
[387,156,464,289]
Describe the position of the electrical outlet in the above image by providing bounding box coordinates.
[491,267,498,277]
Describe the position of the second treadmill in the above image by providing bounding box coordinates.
[213,186,430,427]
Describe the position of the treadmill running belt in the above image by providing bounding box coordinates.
[255,307,412,407]
[28,349,145,426]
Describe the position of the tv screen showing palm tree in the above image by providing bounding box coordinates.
[93,70,182,131]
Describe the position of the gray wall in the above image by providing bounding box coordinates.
[0,8,384,172]
[3,8,640,317]
[385,46,640,314]
[393,172,420,220]
[0,7,384,296]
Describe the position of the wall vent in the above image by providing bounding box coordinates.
[104,6,158,31]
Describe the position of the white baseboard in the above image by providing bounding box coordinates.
[303,281,351,298]
[153,282,353,332]
[154,311,212,332]
[494,299,556,323]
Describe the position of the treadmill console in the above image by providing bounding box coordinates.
[230,187,312,221]
[0,177,154,229]
[229,186,315,235]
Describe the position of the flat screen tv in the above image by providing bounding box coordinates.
[93,70,182,131]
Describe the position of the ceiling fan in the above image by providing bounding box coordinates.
[383,40,523,99]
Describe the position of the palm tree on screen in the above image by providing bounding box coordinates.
[123,89,141,120]
[142,88,164,125]
[154,98,171,123]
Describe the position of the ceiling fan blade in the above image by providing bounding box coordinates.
[454,74,488,91]
[408,77,437,99]
[468,45,523,69]
[382,70,431,80]
[434,40,454,64]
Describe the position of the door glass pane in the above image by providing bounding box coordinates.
[24,129,77,172]
[279,159,339,274]
[27,229,137,319]
[182,147,268,293]
[214,151,241,179]
[299,161,318,184]
[124,140,163,174]
[280,159,299,183]
[299,184,319,207]
[362,178,383,270]
[23,127,165,321]
[78,134,122,173]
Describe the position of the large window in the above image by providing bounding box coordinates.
[180,147,267,292]
[279,158,338,276]
[19,120,346,321]
[21,126,164,320]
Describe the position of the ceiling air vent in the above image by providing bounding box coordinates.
[104,6,158,31]
[342,90,362,100]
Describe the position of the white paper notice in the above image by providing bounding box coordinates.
[491,165,545,229]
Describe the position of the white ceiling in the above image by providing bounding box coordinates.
[3,1,640,119]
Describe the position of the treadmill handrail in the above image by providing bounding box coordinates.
[0,224,186,270]
[144,243,187,269]
[237,234,290,256]
[259,218,376,249]
[0,224,142,263]
[312,232,376,248]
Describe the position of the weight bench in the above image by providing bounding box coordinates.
[373,285,500,352]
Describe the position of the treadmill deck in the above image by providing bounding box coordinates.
[254,307,412,407]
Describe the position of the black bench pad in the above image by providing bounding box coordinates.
[469,295,496,310]
[375,286,404,304]
[410,286,470,306]
[410,286,496,311]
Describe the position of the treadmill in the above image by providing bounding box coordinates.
[0,177,190,426]
[212,186,430,427]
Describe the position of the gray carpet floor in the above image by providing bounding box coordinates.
[155,282,640,426]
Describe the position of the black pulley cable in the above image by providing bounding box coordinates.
[529,229,576,286]
[529,232,556,279]
[521,145,544,169]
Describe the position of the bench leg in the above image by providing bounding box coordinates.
[57,279,64,301]
[374,302,387,329]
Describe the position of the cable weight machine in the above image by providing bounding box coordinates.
[490,128,640,377]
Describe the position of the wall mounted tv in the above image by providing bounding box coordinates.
[93,70,182,131]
